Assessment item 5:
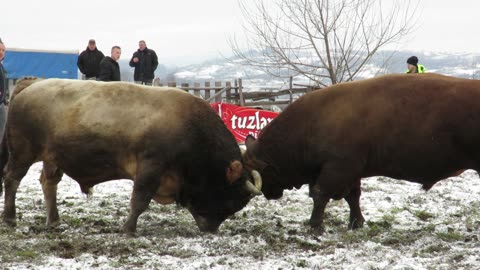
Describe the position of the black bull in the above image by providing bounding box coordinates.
[244,73,480,233]
[0,78,262,233]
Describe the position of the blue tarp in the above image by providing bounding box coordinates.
[3,49,78,79]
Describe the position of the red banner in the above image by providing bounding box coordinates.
[211,102,279,143]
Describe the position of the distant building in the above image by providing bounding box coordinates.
[3,48,79,90]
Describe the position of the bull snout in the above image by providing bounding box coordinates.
[192,214,222,233]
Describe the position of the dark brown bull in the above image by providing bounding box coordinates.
[243,73,479,234]
[1,78,262,233]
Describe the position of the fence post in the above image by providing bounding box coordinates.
[181,82,189,92]
[204,82,211,100]
[238,78,245,106]
[215,81,222,102]
[289,76,294,104]
[168,82,177,87]
[194,82,201,98]
[226,81,232,103]
[234,79,239,105]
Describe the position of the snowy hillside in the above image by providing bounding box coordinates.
[118,50,480,87]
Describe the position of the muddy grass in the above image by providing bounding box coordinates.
[1,163,480,269]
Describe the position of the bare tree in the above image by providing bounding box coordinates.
[230,0,419,87]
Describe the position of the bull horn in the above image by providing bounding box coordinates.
[245,170,262,196]
[251,170,262,191]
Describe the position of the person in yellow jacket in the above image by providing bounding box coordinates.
[406,56,426,73]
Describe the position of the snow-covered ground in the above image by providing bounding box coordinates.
[1,162,480,269]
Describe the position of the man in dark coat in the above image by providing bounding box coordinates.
[98,46,121,82]
[129,40,158,85]
[0,37,8,139]
[77,39,105,80]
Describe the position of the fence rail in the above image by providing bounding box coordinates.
[154,77,317,109]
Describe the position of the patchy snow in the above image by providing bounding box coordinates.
[1,162,480,269]
[175,65,225,80]
[355,64,386,79]
[174,71,197,78]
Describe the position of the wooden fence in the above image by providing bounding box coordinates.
[154,77,317,108]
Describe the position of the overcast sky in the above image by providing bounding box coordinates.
[0,0,478,66]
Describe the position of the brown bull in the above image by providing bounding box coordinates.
[244,73,479,234]
[1,78,262,233]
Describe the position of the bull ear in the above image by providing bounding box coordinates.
[226,160,243,184]
[245,135,256,150]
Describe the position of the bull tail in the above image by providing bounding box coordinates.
[0,77,41,195]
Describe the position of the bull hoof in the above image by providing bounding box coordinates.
[3,217,17,227]
[122,231,136,237]
[348,219,365,230]
[121,224,137,236]
[309,224,325,235]
[46,220,61,228]
[121,230,137,237]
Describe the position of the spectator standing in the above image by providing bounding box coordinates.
[77,39,105,80]
[129,40,158,85]
[98,46,122,82]
[0,38,9,139]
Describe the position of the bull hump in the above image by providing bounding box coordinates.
[18,82,196,120]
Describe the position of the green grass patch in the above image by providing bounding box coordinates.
[414,210,435,221]
[436,231,464,242]
[15,249,38,260]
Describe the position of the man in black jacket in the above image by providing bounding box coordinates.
[77,39,105,80]
[0,38,9,140]
[98,46,121,82]
[129,40,158,85]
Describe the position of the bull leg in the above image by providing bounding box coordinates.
[40,162,64,227]
[123,166,162,234]
[344,178,365,230]
[309,160,362,234]
[2,162,32,226]
[308,187,330,235]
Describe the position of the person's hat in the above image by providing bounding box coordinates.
[88,39,96,44]
[407,56,418,66]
